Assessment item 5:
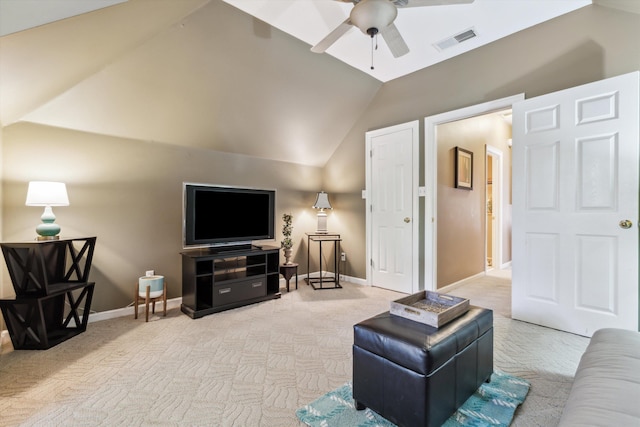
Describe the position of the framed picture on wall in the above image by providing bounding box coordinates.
[455,147,473,190]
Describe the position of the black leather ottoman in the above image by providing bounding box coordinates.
[353,306,493,427]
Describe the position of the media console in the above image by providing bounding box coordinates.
[180,245,281,319]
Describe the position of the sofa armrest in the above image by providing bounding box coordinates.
[558,328,640,426]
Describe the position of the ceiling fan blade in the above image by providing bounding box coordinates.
[311,19,353,53]
[381,23,409,58]
[401,0,474,8]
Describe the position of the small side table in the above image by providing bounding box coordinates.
[306,232,342,290]
[279,263,298,292]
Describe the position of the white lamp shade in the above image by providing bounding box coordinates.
[26,181,69,206]
[313,191,332,210]
[350,0,397,35]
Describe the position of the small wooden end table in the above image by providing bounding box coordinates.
[279,263,298,292]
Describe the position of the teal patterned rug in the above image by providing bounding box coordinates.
[296,371,530,427]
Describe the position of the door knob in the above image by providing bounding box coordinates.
[619,219,633,229]
[404,217,411,223]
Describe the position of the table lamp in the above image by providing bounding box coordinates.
[313,191,332,234]
[25,181,69,240]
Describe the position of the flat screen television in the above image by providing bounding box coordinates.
[183,183,276,249]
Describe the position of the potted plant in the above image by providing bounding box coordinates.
[281,213,293,264]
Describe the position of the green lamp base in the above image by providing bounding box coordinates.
[35,206,61,240]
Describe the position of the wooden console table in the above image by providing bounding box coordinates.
[306,232,342,290]
[0,237,97,350]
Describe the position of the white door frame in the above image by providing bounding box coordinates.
[424,94,524,291]
[485,145,504,271]
[365,120,420,293]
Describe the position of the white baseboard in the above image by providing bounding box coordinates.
[437,271,486,294]
[89,275,311,322]
[87,272,365,323]
[89,297,183,323]
[1,272,368,352]
[340,274,367,286]
[309,271,366,286]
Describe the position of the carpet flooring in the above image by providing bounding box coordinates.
[0,271,589,426]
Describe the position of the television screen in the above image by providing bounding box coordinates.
[183,184,275,248]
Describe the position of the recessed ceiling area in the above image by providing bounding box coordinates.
[222,0,592,82]
[3,0,636,83]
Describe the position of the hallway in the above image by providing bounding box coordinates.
[443,269,512,318]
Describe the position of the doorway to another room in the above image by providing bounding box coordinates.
[423,95,522,318]
[486,144,505,272]
[432,109,513,289]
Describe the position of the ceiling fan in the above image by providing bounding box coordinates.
[311,0,475,58]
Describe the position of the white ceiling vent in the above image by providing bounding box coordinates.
[434,27,478,51]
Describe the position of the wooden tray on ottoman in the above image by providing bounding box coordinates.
[390,291,469,328]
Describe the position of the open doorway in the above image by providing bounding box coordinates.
[486,144,504,271]
[432,110,512,288]
[424,94,522,292]
[486,150,495,268]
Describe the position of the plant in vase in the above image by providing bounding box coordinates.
[281,213,293,265]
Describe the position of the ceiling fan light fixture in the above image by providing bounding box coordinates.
[350,0,397,36]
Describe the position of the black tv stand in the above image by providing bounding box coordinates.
[180,245,281,319]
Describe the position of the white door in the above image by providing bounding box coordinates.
[512,71,639,337]
[366,121,419,294]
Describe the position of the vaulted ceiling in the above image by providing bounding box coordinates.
[1,0,383,167]
[0,0,636,167]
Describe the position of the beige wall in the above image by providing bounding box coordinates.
[0,126,4,331]
[326,4,639,283]
[1,4,638,314]
[436,114,512,287]
[2,123,321,311]
[0,0,381,168]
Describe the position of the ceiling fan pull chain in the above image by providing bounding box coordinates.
[370,34,375,70]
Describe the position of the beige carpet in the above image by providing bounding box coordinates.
[0,273,589,426]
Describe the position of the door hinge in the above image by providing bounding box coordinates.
[370,149,373,157]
